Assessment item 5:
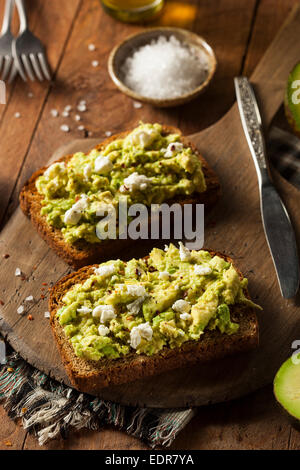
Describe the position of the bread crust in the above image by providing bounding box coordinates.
[20,125,221,268]
[49,251,259,395]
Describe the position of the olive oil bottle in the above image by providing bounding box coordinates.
[100,0,164,23]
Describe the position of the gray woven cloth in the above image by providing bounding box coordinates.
[0,126,299,447]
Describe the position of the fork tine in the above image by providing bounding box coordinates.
[21,54,35,81]
[38,52,51,81]
[8,63,18,83]
[0,57,3,75]
[1,56,12,81]
[29,53,43,81]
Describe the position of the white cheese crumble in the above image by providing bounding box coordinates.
[25,295,34,302]
[120,172,151,192]
[60,124,70,133]
[88,43,96,51]
[15,268,21,276]
[92,60,99,67]
[164,142,183,158]
[83,163,92,180]
[179,312,192,321]
[64,194,88,225]
[130,322,153,349]
[77,306,92,315]
[98,325,110,336]
[93,264,116,278]
[94,155,113,174]
[129,128,157,148]
[17,305,24,315]
[172,299,191,314]
[50,109,59,117]
[77,103,87,112]
[194,265,212,276]
[158,271,170,281]
[44,162,65,180]
[127,297,144,316]
[126,284,147,297]
[92,305,116,323]
[44,311,50,318]
[179,242,191,262]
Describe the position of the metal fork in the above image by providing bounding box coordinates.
[12,0,51,81]
[0,0,17,82]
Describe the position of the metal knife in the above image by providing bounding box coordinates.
[234,76,299,299]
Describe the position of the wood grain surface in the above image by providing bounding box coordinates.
[0,0,300,451]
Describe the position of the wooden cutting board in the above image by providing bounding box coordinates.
[1,5,300,409]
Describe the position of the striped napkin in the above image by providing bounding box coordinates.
[0,126,299,448]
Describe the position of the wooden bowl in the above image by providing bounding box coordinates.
[108,27,217,108]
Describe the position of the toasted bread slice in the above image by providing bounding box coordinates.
[20,125,221,269]
[49,251,259,395]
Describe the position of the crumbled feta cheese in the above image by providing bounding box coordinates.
[130,128,157,148]
[127,297,144,316]
[130,322,153,349]
[77,306,92,315]
[64,195,88,225]
[50,109,58,117]
[92,60,99,67]
[94,155,113,174]
[92,305,116,323]
[194,265,212,276]
[98,325,110,336]
[78,125,85,131]
[93,264,116,278]
[25,295,34,302]
[44,311,50,318]
[17,305,24,315]
[28,92,34,98]
[164,142,183,158]
[15,112,21,118]
[180,312,191,321]
[64,105,72,112]
[62,111,69,117]
[75,114,81,121]
[105,131,112,137]
[88,44,96,51]
[172,299,191,314]
[121,172,151,192]
[133,101,142,109]
[44,162,65,179]
[179,242,191,261]
[126,284,147,297]
[83,163,92,180]
[158,271,170,281]
[15,268,21,276]
[60,124,70,133]
[164,244,169,252]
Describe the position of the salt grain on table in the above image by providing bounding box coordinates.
[122,35,208,100]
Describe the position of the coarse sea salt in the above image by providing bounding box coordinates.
[122,35,208,100]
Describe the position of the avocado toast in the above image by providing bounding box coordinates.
[20,123,220,268]
[49,243,261,393]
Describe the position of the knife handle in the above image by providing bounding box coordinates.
[234,77,273,190]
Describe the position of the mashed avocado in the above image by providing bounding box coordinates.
[57,244,262,362]
[36,123,206,244]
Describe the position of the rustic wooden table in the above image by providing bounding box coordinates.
[0,0,300,451]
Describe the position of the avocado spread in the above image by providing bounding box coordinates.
[36,123,206,244]
[57,244,262,361]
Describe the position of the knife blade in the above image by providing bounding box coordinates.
[234,76,299,299]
